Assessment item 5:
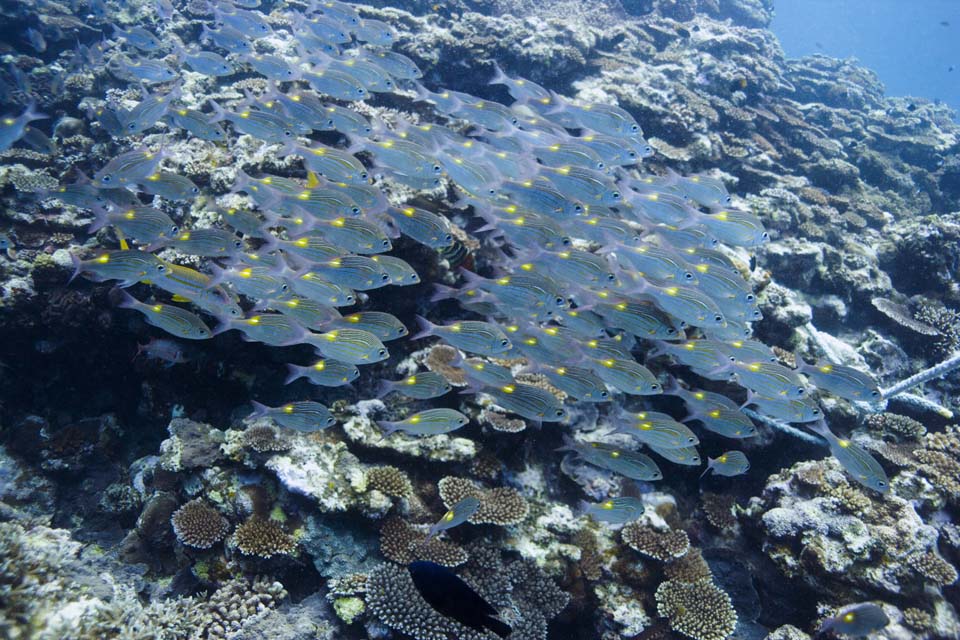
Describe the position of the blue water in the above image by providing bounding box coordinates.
[772,0,960,117]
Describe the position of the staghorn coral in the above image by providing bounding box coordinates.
[621,523,690,561]
[366,465,413,498]
[438,476,529,526]
[170,499,230,549]
[232,516,297,558]
[654,579,738,640]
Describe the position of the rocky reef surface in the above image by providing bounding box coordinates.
[1,0,959,639]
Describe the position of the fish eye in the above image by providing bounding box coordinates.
[377,348,386,356]
[600,391,608,398]
[500,339,509,346]
[761,232,769,240]
[796,388,805,396]
[630,124,639,132]
[443,234,453,243]
[280,283,289,291]
[812,408,821,415]
[432,164,442,174]
[684,272,694,280]
[170,226,180,235]
[871,390,880,397]
[346,295,355,302]
[628,151,637,159]
[612,191,621,200]
[746,294,755,302]
[380,273,389,281]
[127,122,136,131]
[597,162,605,170]
[156,264,167,272]
[687,436,695,442]
[361,172,369,180]
[357,88,366,96]
[101,175,112,183]
[554,297,565,306]
[651,383,660,390]
[878,480,886,487]
[381,240,390,248]
[284,130,293,137]
[667,327,676,334]
[574,204,583,213]
[606,273,616,281]
[351,207,361,215]
[233,240,243,248]
[555,409,565,416]
[714,314,723,322]
[410,274,420,282]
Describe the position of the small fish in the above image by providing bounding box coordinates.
[358,48,422,80]
[486,383,567,422]
[614,411,699,449]
[219,206,266,236]
[199,24,253,55]
[136,172,200,201]
[93,147,167,188]
[673,386,757,439]
[153,228,243,257]
[20,125,56,154]
[427,496,481,539]
[305,328,389,364]
[1,101,47,152]
[591,358,662,396]
[561,439,663,480]
[306,256,391,291]
[243,53,300,81]
[154,263,243,319]
[70,250,165,286]
[249,400,336,431]
[407,561,511,638]
[136,337,190,365]
[459,358,514,388]
[648,443,701,466]
[284,359,359,387]
[319,103,373,136]
[208,100,295,143]
[303,67,368,102]
[216,313,308,347]
[820,602,889,637]
[111,23,162,51]
[806,421,889,493]
[701,450,750,478]
[746,390,822,423]
[108,54,178,83]
[378,408,469,437]
[312,217,392,254]
[412,316,512,357]
[119,84,181,136]
[25,27,46,53]
[213,4,272,37]
[533,363,610,402]
[116,290,212,340]
[175,46,234,77]
[284,142,369,184]
[581,496,645,524]
[166,107,228,142]
[378,371,452,400]
[796,360,881,402]
[0,233,15,259]
[330,311,408,341]
[597,301,683,340]
[385,206,454,248]
[697,209,769,247]
[89,206,179,244]
[726,360,807,399]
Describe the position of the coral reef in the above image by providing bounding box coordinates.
[170,498,230,549]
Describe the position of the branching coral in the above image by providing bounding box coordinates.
[366,465,413,498]
[438,476,529,526]
[379,517,468,567]
[232,517,297,558]
[655,579,738,640]
[170,499,230,549]
[621,523,690,561]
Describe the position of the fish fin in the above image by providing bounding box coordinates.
[113,288,137,309]
[170,294,191,303]
[305,171,321,189]
[699,460,714,479]
[483,616,513,639]
[409,315,436,341]
[374,379,393,399]
[68,253,85,284]
[205,98,227,122]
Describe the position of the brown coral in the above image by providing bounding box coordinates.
[425,344,466,386]
[170,499,230,549]
[655,579,738,640]
[663,549,713,584]
[913,551,958,586]
[864,412,926,439]
[232,517,296,558]
[573,529,602,581]
[701,492,738,530]
[437,477,528,526]
[480,409,527,433]
[367,466,413,498]
[379,517,467,567]
[242,424,291,453]
[622,523,690,561]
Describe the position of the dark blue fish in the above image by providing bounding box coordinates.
[407,561,512,638]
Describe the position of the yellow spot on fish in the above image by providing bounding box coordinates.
[3,118,15,126]
[602,359,615,368]
[283,404,294,413]
[842,612,856,624]
[443,510,455,521]
[610,450,620,458]
[716,211,729,221]
[247,316,261,325]
[502,384,515,394]
[313,361,325,371]
[602,500,614,510]
[709,409,721,419]
[748,362,762,372]
[332,218,345,227]
[405,376,417,385]
[450,323,461,332]
[410,415,421,424]
[402,207,415,217]
[97,254,110,264]
[151,304,163,313]
[838,439,850,448]
[523,338,537,346]
[496,277,511,285]
[819,364,833,373]
[239,268,253,278]
[325,330,339,341]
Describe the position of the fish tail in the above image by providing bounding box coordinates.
[248,400,270,419]
[206,98,226,122]
[409,315,436,341]
[113,288,137,309]
[68,253,84,284]
[428,283,460,303]
[375,421,399,439]
[374,379,393,399]
[283,364,303,385]
[484,616,513,639]
[23,99,48,123]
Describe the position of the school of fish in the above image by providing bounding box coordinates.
[15,0,894,517]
